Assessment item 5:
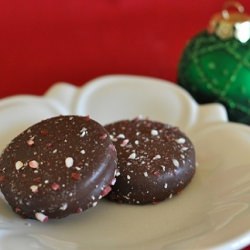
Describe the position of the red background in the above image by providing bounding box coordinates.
[1,0,250,99]
[0,1,250,249]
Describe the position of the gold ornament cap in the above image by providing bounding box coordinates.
[208,1,250,43]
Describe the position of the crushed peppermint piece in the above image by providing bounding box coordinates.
[164,183,168,189]
[117,134,125,139]
[111,178,116,186]
[128,152,136,159]
[169,194,173,199]
[91,195,95,200]
[27,137,35,146]
[115,169,120,177]
[44,180,49,184]
[76,208,82,213]
[120,139,129,147]
[71,172,81,180]
[15,161,24,170]
[65,157,74,168]
[51,183,60,191]
[69,192,73,197]
[172,159,180,167]
[92,201,98,207]
[35,212,48,222]
[153,154,161,160]
[100,134,107,139]
[52,149,58,154]
[151,129,159,136]
[101,186,112,197]
[30,185,38,193]
[144,172,148,177]
[40,129,48,136]
[80,149,86,154]
[80,127,87,137]
[29,160,39,169]
[127,175,131,180]
[134,140,139,145]
[181,147,189,151]
[75,166,81,171]
[176,138,186,144]
[161,165,166,171]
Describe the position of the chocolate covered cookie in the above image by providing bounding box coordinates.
[0,116,117,221]
[105,118,195,204]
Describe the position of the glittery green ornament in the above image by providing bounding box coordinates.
[178,2,250,124]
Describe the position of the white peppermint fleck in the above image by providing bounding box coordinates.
[60,203,68,211]
[161,165,166,171]
[44,180,49,184]
[128,152,136,159]
[35,212,48,222]
[144,172,148,177]
[181,154,185,159]
[92,201,98,207]
[153,154,161,160]
[151,129,159,136]
[176,138,186,144]
[181,147,189,151]
[127,175,131,180]
[80,149,86,154]
[80,127,87,137]
[15,161,24,170]
[169,194,173,199]
[30,185,38,193]
[52,149,58,154]
[75,166,81,171]
[172,159,180,167]
[164,183,168,189]
[117,134,125,139]
[109,134,117,142]
[91,195,95,200]
[65,157,74,168]
[127,162,132,166]
[115,169,120,177]
[134,140,139,145]
[69,192,73,197]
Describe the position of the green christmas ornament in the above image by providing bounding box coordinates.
[178,1,250,124]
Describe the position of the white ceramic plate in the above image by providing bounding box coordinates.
[0,75,250,250]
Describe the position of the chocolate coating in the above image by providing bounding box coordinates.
[105,118,196,204]
[0,116,117,221]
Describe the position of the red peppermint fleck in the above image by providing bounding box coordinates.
[152,201,160,205]
[0,175,5,183]
[29,160,39,169]
[99,134,107,140]
[101,186,112,197]
[15,207,21,213]
[33,177,41,183]
[46,143,53,148]
[51,182,60,191]
[40,129,48,136]
[71,172,81,181]
[153,170,160,177]
[76,207,83,213]
[84,115,90,121]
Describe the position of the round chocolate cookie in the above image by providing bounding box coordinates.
[105,118,195,205]
[0,115,118,221]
